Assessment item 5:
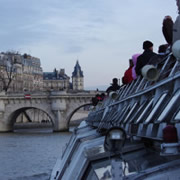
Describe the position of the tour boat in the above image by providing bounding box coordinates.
[50,5,180,180]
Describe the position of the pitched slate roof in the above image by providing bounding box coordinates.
[72,60,84,77]
[43,69,69,80]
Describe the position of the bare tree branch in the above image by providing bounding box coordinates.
[0,52,16,92]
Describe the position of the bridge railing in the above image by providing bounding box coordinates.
[86,53,180,141]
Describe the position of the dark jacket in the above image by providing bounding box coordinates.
[135,49,157,76]
[106,84,120,94]
[148,54,167,67]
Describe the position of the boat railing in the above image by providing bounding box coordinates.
[86,53,180,141]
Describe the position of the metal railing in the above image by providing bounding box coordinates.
[86,53,180,141]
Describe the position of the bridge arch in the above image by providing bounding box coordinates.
[67,103,92,128]
[3,104,55,132]
[0,92,96,132]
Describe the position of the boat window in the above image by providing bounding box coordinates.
[157,89,180,123]
[135,99,154,124]
[144,93,168,124]
[83,146,173,180]
[121,148,175,175]
[93,160,112,180]
[84,159,111,180]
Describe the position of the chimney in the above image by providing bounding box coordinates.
[60,69,65,75]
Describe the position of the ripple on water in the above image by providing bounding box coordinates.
[0,128,72,180]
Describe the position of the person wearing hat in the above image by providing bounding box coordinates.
[135,40,157,76]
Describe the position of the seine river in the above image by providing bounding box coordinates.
[0,127,72,180]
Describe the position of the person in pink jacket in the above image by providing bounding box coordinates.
[132,53,141,80]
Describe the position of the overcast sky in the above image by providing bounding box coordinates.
[0,0,178,89]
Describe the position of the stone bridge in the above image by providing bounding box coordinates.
[0,91,96,132]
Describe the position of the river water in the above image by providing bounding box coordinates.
[0,128,72,180]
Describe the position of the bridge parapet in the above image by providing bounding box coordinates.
[0,90,97,132]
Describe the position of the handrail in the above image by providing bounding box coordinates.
[86,54,180,141]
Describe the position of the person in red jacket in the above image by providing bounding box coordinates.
[122,59,134,84]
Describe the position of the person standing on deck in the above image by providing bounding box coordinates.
[135,41,157,76]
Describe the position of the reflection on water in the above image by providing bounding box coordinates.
[0,128,72,180]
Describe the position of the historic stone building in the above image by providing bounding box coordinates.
[72,60,84,90]
[43,60,84,91]
[0,52,43,92]
[0,52,84,92]
[43,68,70,91]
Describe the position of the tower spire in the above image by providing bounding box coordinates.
[72,60,84,91]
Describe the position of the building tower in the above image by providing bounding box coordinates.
[72,60,84,90]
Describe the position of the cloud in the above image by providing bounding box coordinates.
[0,0,177,87]
[64,46,84,54]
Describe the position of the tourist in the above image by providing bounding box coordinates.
[135,40,157,76]
[162,16,173,45]
[148,44,168,67]
[91,96,99,106]
[91,93,106,106]
[132,53,141,80]
[106,78,120,95]
[122,59,134,84]
[100,93,106,101]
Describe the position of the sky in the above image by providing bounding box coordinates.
[0,0,178,90]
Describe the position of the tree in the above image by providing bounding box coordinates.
[0,53,16,92]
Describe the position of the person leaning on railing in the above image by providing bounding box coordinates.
[135,40,157,76]
[148,44,169,68]
[106,78,120,95]
[91,93,106,106]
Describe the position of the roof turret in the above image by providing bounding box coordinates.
[72,60,84,77]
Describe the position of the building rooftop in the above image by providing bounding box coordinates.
[72,60,84,77]
[43,69,70,80]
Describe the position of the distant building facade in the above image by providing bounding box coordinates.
[0,52,43,92]
[43,60,84,91]
[72,60,84,90]
[0,52,84,92]
[43,68,70,91]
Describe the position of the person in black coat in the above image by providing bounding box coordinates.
[148,44,168,66]
[135,41,157,76]
[106,78,120,95]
